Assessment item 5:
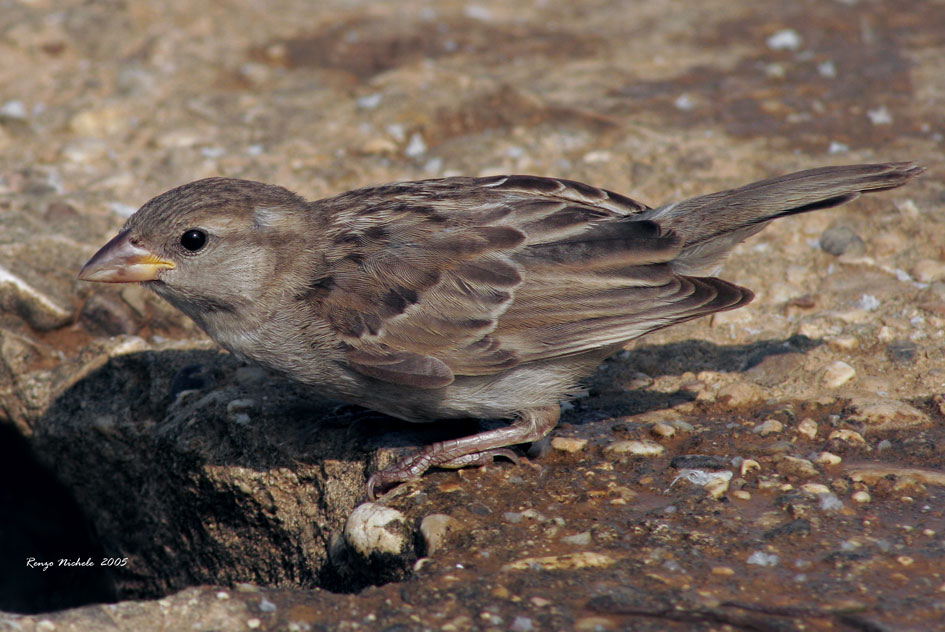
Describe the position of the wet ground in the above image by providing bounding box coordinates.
[0,0,943,629]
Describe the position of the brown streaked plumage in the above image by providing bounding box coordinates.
[79,162,924,498]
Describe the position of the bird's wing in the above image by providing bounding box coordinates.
[312,175,750,388]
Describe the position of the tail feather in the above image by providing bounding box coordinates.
[644,162,924,274]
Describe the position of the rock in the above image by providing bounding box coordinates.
[819,225,865,256]
[816,451,842,465]
[821,361,856,388]
[31,348,366,598]
[502,551,615,572]
[343,505,404,555]
[740,459,761,476]
[0,264,73,331]
[851,490,871,503]
[845,464,945,488]
[776,456,818,479]
[79,293,138,336]
[717,381,764,407]
[912,259,945,282]
[604,440,664,457]
[796,418,818,439]
[550,437,587,453]
[560,531,592,546]
[828,429,866,444]
[745,352,805,387]
[886,340,918,364]
[671,469,733,498]
[650,422,675,438]
[847,398,931,431]
[753,418,783,436]
[670,454,729,469]
[69,105,129,137]
[342,503,414,583]
[419,513,459,555]
[826,335,859,351]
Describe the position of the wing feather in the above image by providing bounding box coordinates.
[310,175,751,387]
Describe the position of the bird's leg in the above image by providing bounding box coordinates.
[367,405,561,499]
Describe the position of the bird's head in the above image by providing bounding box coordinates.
[79,177,310,317]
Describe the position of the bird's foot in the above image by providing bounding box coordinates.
[366,448,520,500]
[365,405,560,500]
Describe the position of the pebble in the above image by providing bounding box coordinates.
[740,459,761,476]
[0,264,73,330]
[886,340,918,364]
[550,437,587,453]
[670,455,729,469]
[819,225,866,256]
[753,419,783,436]
[226,398,258,425]
[826,335,859,351]
[821,361,856,388]
[744,352,805,388]
[343,503,410,558]
[604,440,664,457]
[845,464,945,487]
[912,259,945,282]
[766,28,801,50]
[717,381,763,407]
[777,456,818,479]
[560,531,592,546]
[828,429,866,444]
[419,514,458,555]
[796,418,818,439]
[502,551,615,571]
[80,294,138,336]
[69,105,129,137]
[847,398,931,430]
[712,566,735,576]
[671,469,733,498]
[816,451,842,465]
[650,422,675,438]
[801,483,831,495]
[235,365,269,387]
[510,616,534,632]
[746,551,779,567]
[404,132,427,157]
[852,490,872,503]
[575,617,617,631]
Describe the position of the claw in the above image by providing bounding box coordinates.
[364,406,560,499]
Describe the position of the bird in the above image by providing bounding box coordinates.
[79,162,923,498]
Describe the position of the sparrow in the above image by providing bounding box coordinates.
[79,162,923,498]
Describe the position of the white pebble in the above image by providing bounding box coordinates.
[747,551,779,567]
[344,503,409,557]
[766,29,802,51]
[404,132,427,157]
[866,106,892,125]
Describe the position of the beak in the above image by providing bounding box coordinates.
[78,230,176,283]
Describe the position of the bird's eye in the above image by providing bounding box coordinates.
[180,229,207,252]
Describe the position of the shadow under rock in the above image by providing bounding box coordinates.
[25,349,370,608]
[12,334,819,611]
[0,423,117,614]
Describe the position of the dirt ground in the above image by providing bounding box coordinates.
[1,0,943,630]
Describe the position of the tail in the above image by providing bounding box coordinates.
[644,162,924,273]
